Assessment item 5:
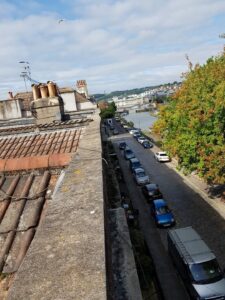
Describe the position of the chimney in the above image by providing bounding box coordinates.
[8,91,13,99]
[32,84,41,100]
[47,81,58,97]
[40,84,49,98]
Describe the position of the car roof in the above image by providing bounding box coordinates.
[145,183,158,190]
[134,167,145,173]
[168,227,215,264]
[153,199,166,207]
[130,157,139,163]
[158,151,167,154]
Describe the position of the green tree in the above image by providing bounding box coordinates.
[153,50,225,184]
[99,102,117,119]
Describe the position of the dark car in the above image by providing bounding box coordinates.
[142,183,163,202]
[129,157,142,172]
[119,142,127,150]
[124,148,135,160]
[151,199,175,227]
[142,141,153,149]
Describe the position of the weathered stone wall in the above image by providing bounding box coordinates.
[0,99,22,120]
[31,97,64,124]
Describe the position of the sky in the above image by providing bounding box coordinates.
[0,0,224,98]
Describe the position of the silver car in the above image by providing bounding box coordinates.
[133,168,150,185]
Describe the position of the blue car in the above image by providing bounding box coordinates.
[151,199,175,227]
[142,141,153,149]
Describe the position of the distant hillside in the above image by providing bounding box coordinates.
[93,81,180,101]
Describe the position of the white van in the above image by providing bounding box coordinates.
[168,227,225,300]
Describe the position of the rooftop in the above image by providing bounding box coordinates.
[0,112,106,300]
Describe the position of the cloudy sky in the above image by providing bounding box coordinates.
[0,0,224,98]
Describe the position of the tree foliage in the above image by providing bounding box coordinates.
[153,50,225,184]
[99,101,117,119]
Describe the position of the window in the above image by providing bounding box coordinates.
[156,206,170,215]
[189,259,223,284]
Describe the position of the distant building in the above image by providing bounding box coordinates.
[0,80,96,122]
[76,80,89,98]
[112,95,144,108]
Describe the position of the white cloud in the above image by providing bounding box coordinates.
[0,0,224,98]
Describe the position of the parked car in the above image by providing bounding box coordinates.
[129,158,142,172]
[119,142,127,150]
[142,183,163,202]
[133,168,150,185]
[129,129,140,135]
[168,227,225,299]
[154,151,170,162]
[124,148,135,160]
[142,141,153,149]
[137,136,146,144]
[151,199,175,227]
[133,132,142,140]
[113,129,119,135]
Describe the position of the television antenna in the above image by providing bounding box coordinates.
[19,61,41,91]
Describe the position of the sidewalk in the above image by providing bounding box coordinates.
[147,133,225,220]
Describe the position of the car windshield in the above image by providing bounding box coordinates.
[126,150,133,154]
[148,188,158,194]
[136,172,145,178]
[156,206,170,215]
[133,162,141,168]
[189,260,223,284]
[160,153,167,157]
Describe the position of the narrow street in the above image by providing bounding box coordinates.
[109,120,225,299]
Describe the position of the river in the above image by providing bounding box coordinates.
[124,110,157,131]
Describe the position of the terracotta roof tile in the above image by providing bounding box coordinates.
[0,129,81,160]
[59,87,75,94]
[0,119,93,136]
[0,172,56,275]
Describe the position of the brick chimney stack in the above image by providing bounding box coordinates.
[8,91,13,99]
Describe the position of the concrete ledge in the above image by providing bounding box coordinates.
[109,208,142,300]
[8,113,106,300]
